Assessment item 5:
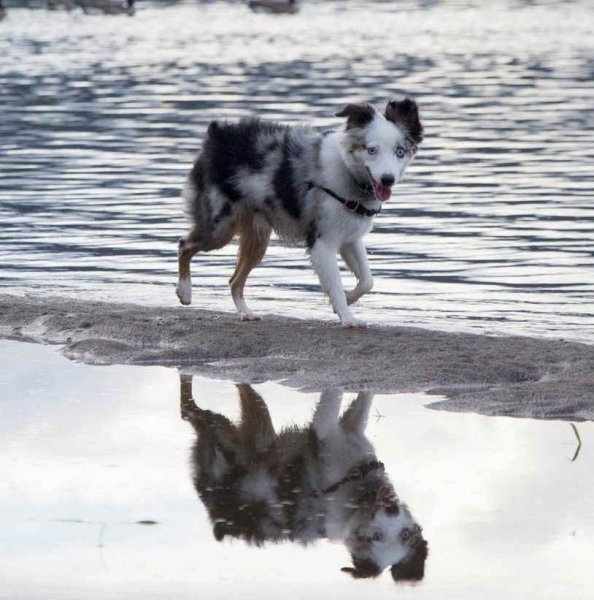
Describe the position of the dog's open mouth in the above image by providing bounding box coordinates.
[371,181,392,202]
[366,170,393,202]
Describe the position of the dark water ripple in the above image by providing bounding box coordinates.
[0,1,593,341]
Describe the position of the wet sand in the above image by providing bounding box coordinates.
[1,293,592,421]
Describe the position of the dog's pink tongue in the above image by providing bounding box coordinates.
[372,182,392,202]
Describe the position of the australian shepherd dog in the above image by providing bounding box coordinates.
[180,376,428,581]
[176,99,423,326]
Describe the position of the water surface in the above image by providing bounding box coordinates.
[0,0,593,341]
[1,339,593,599]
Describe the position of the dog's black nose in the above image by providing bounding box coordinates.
[380,174,395,187]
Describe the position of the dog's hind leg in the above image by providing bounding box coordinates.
[180,372,202,424]
[229,215,271,321]
[180,372,239,445]
[340,239,373,306]
[176,229,202,306]
[237,384,276,453]
[311,389,343,440]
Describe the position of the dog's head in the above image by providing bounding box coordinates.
[336,99,423,202]
[342,485,428,582]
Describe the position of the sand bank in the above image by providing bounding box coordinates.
[0,293,592,421]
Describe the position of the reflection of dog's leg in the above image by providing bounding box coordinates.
[180,373,239,443]
[229,216,271,321]
[340,391,374,434]
[180,373,201,422]
[311,389,343,439]
[340,240,373,306]
[237,384,276,452]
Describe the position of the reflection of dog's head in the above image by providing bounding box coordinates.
[342,485,428,582]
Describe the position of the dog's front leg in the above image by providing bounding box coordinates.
[309,240,366,327]
[340,239,373,306]
[312,389,343,440]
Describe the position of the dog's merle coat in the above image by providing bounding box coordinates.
[180,377,428,581]
[176,99,422,326]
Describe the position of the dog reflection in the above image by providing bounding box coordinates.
[180,376,428,581]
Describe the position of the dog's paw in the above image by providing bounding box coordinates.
[341,316,367,329]
[180,397,198,421]
[176,279,192,306]
[240,312,262,322]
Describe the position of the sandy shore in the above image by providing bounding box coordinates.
[1,293,592,421]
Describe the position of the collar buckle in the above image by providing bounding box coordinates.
[345,199,360,213]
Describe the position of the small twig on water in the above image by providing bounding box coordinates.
[373,408,385,423]
[570,423,582,462]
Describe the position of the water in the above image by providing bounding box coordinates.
[0,339,593,599]
[0,0,593,342]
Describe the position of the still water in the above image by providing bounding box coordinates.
[1,339,593,599]
[0,0,593,341]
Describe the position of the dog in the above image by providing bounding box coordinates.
[180,376,428,581]
[176,99,423,327]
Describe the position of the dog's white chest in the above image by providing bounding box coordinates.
[319,199,374,246]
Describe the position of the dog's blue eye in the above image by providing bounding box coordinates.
[395,147,406,158]
[366,146,378,156]
[372,532,383,542]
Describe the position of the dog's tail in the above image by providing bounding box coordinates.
[206,120,221,137]
[182,153,207,220]
[182,121,221,222]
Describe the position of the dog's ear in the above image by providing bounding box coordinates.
[341,567,361,578]
[341,566,378,579]
[335,103,375,130]
[390,538,429,582]
[385,98,423,144]
[341,557,382,579]
[213,523,226,542]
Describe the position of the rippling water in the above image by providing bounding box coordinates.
[1,0,593,341]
